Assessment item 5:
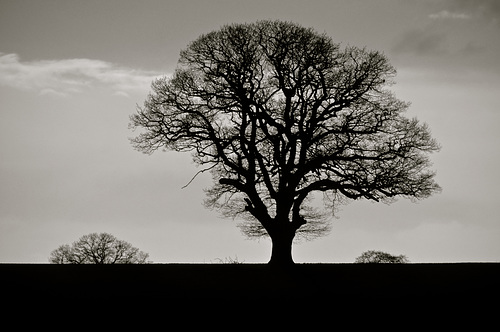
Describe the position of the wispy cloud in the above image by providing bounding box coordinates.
[392,29,447,56]
[0,53,163,97]
[429,10,471,20]
[429,1,500,24]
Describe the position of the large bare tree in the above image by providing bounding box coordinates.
[130,20,440,265]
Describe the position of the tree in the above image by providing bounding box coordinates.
[355,250,409,264]
[130,20,440,266]
[49,233,150,264]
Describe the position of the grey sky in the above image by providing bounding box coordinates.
[1,0,499,263]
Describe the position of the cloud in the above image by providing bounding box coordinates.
[392,29,447,56]
[39,88,69,98]
[0,52,163,97]
[112,90,131,98]
[431,0,500,24]
[429,10,471,20]
[393,1,500,60]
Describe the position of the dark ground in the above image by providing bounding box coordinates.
[2,263,499,326]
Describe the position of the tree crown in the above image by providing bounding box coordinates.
[130,20,440,241]
[355,250,409,264]
[49,232,149,264]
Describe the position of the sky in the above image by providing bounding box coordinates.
[1,0,499,263]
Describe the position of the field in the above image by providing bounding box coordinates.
[2,263,499,325]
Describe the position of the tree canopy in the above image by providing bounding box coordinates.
[130,20,440,265]
[355,250,409,264]
[49,233,149,264]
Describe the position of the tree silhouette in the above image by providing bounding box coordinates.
[355,250,409,264]
[130,20,440,265]
[49,233,149,264]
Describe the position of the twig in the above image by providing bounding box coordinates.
[181,164,217,189]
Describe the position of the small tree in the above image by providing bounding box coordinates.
[130,20,440,265]
[355,250,409,264]
[49,233,149,264]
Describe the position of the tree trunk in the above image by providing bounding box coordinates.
[268,231,295,266]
